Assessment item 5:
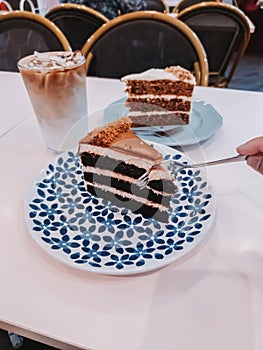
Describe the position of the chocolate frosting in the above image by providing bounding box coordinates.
[80,117,163,164]
[111,134,162,163]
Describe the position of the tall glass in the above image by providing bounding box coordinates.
[18,51,87,153]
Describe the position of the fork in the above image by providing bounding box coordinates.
[138,154,247,189]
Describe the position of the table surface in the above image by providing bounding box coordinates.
[1,71,263,350]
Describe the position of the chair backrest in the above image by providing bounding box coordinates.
[173,0,219,13]
[177,2,251,87]
[81,11,209,86]
[0,11,71,71]
[144,0,169,13]
[45,4,108,51]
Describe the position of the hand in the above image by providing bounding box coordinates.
[237,136,263,175]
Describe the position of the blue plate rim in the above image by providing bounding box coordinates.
[24,143,216,276]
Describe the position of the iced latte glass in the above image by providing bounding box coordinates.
[18,51,87,153]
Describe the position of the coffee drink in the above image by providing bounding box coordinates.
[18,51,87,153]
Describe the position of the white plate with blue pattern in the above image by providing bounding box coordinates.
[25,143,216,275]
[104,98,223,147]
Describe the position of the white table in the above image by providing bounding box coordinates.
[1,71,263,350]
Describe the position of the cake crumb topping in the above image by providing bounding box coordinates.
[165,66,194,82]
[121,66,195,85]
[80,117,132,147]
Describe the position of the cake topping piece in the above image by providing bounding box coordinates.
[79,117,163,163]
[165,66,195,83]
[79,117,132,147]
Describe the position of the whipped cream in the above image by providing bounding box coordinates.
[121,66,196,84]
[19,51,85,71]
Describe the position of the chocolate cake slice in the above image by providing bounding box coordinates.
[78,117,176,222]
[121,66,196,127]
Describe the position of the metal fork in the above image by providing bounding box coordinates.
[138,154,247,189]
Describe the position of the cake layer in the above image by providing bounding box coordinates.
[125,80,194,97]
[85,181,169,210]
[83,165,176,195]
[126,98,191,112]
[84,172,171,207]
[80,151,147,179]
[83,170,174,207]
[128,112,189,127]
[85,183,170,223]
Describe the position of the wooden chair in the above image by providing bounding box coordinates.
[45,4,108,51]
[81,11,209,86]
[173,0,219,14]
[177,2,251,87]
[144,0,169,13]
[0,11,71,71]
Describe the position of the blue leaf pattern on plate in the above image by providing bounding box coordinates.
[26,147,215,275]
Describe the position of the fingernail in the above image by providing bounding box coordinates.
[247,156,262,171]
[237,143,246,151]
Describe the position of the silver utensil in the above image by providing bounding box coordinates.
[138,154,247,189]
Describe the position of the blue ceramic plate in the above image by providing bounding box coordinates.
[104,98,223,147]
[25,143,215,275]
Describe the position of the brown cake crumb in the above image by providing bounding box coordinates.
[79,116,132,147]
[165,66,194,82]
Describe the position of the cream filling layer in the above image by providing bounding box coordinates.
[85,181,169,211]
[128,111,190,116]
[128,94,192,101]
[82,166,173,196]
